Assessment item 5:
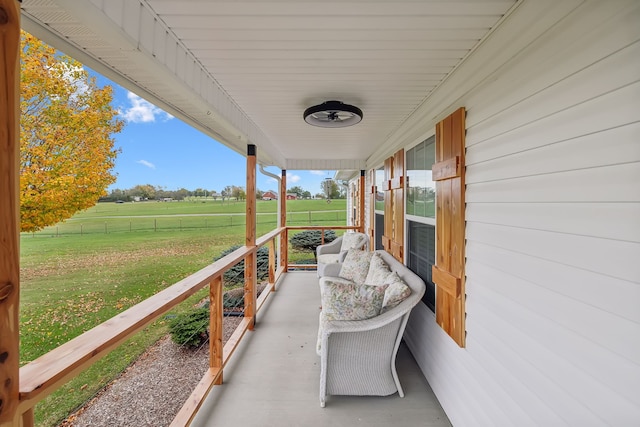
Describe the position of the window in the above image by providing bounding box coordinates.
[406,136,436,218]
[407,220,436,311]
[374,167,384,212]
[405,136,436,311]
[375,213,384,251]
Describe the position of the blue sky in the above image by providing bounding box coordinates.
[91,72,332,195]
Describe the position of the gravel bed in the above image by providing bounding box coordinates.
[61,316,242,427]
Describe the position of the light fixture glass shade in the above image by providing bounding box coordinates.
[303,100,363,128]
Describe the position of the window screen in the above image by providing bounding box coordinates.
[407,220,436,311]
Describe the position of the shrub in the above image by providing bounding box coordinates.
[214,244,271,285]
[289,229,337,260]
[168,307,209,348]
[223,287,245,311]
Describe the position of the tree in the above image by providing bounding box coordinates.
[320,179,341,200]
[20,31,123,232]
[288,185,305,198]
[129,184,157,200]
[231,186,246,201]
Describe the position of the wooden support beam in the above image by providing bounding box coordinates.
[245,145,257,330]
[280,170,287,270]
[0,1,20,424]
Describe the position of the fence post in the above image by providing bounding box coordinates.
[308,210,311,224]
[104,222,107,234]
[154,218,157,232]
[80,224,83,235]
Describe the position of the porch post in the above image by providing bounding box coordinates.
[359,170,366,233]
[279,169,287,270]
[0,0,20,423]
[245,144,257,330]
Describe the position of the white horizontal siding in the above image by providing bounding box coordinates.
[405,1,640,426]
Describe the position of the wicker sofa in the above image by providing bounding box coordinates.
[316,232,369,278]
[316,250,426,407]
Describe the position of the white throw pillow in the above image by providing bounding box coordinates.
[338,250,372,284]
[364,252,391,286]
[321,280,387,321]
[381,272,412,313]
[340,232,367,251]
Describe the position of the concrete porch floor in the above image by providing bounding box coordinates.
[191,271,451,427]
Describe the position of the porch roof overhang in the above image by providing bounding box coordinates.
[19,0,519,171]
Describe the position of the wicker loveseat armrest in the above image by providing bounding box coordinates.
[316,236,343,256]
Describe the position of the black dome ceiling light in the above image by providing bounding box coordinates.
[303,100,363,128]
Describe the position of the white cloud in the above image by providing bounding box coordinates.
[122,92,174,123]
[310,170,326,176]
[137,160,156,169]
[287,172,301,183]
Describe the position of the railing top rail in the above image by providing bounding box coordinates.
[285,225,357,231]
[18,227,285,405]
[255,227,284,247]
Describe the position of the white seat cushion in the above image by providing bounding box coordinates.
[317,253,342,265]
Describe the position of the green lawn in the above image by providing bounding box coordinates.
[20,199,346,426]
[28,199,346,236]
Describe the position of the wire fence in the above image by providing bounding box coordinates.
[25,210,347,237]
[167,247,274,352]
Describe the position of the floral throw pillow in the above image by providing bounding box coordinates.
[340,232,368,251]
[339,249,373,284]
[321,280,387,321]
[364,252,391,286]
[381,272,412,313]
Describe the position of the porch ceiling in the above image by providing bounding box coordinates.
[20,0,517,170]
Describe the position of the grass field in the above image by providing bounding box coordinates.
[28,198,346,236]
[20,199,346,426]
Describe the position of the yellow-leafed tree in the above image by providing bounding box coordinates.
[20,31,123,232]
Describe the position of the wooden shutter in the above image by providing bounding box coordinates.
[351,172,366,232]
[368,169,376,249]
[432,107,466,347]
[382,149,405,262]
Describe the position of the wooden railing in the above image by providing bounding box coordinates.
[16,225,356,426]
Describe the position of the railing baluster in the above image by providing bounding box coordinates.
[283,228,289,272]
[268,239,276,290]
[210,275,223,385]
[22,408,34,427]
[244,249,256,330]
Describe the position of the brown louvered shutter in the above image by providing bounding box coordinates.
[432,107,466,347]
[368,169,376,248]
[382,149,405,262]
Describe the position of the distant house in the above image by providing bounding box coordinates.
[286,193,297,200]
[262,191,277,200]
